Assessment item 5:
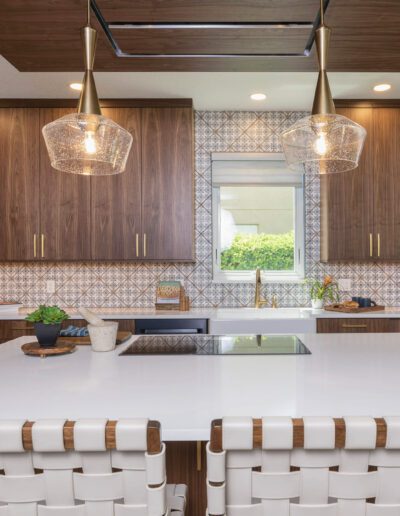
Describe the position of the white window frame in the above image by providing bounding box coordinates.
[211,153,305,283]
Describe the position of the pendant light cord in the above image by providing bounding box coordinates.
[320,0,325,25]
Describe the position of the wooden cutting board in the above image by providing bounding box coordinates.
[324,305,385,313]
[57,331,132,346]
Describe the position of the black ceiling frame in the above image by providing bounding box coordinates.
[90,0,331,59]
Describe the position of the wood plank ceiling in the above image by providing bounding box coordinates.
[0,0,399,72]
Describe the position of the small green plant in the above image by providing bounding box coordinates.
[307,276,339,302]
[26,305,69,325]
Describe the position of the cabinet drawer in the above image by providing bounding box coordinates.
[317,318,400,333]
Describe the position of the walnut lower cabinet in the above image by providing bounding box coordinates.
[321,102,400,262]
[317,318,400,333]
[0,101,194,262]
[0,319,135,344]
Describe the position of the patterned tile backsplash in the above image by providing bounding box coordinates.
[1,110,399,308]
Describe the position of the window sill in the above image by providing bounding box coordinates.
[213,271,305,284]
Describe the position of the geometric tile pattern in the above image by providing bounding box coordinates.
[0,110,398,308]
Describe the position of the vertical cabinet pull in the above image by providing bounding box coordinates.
[196,441,202,472]
[143,233,147,258]
[369,233,373,257]
[33,234,37,258]
[377,233,381,258]
[41,234,45,258]
[136,233,139,258]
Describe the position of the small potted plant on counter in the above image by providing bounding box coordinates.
[25,305,69,347]
[308,275,339,309]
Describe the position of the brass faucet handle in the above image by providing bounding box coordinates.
[271,293,278,309]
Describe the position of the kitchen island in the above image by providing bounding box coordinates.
[1,332,399,439]
[1,332,400,515]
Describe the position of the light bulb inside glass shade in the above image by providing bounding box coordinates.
[42,113,133,175]
[281,114,367,174]
[84,130,97,155]
[314,131,328,156]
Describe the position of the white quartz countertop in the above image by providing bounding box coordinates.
[1,333,400,440]
[2,306,400,321]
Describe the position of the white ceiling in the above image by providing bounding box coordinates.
[0,56,399,111]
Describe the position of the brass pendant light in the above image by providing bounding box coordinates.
[281,0,367,174]
[42,0,133,175]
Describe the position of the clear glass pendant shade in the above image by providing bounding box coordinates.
[42,113,133,175]
[281,113,367,174]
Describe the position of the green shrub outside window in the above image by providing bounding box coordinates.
[220,231,294,271]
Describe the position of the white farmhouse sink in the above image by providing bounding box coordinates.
[209,308,316,334]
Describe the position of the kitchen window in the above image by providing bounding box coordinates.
[212,153,305,283]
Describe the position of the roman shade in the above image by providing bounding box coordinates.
[211,152,304,186]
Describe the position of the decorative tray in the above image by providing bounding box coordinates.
[22,342,76,358]
[324,305,385,313]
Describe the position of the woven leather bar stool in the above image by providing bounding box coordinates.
[206,416,400,516]
[0,418,187,515]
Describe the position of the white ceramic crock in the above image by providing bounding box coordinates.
[88,321,118,352]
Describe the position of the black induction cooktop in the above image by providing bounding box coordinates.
[119,335,311,356]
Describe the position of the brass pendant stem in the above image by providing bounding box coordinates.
[78,26,102,116]
[311,22,335,115]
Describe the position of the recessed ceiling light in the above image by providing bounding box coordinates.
[373,83,392,92]
[250,93,267,101]
[69,82,83,91]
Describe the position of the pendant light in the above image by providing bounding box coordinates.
[42,0,133,175]
[281,0,366,174]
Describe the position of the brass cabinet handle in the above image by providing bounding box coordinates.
[342,324,368,329]
[33,234,37,258]
[11,325,34,331]
[41,234,45,258]
[377,233,381,258]
[196,441,202,472]
[136,233,139,258]
[369,233,373,257]
[143,233,147,258]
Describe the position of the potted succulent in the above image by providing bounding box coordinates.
[308,275,339,309]
[25,305,69,347]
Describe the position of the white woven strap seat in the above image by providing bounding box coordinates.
[0,418,187,515]
[206,416,400,516]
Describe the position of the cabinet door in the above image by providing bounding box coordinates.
[39,108,91,260]
[91,108,142,260]
[320,107,374,261]
[166,441,207,516]
[0,320,35,343]
[373,108,400,260]
[0,108,40,260]
[141,108,194,261]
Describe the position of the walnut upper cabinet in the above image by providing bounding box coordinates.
[40,108,92,260]
[0,101,194,262]
[0,108,40,261]
[90,107,142,260]
[141,108,194,261]
[321,103,400,262]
